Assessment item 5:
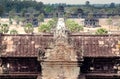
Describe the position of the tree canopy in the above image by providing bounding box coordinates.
[95,28,108,35]
[38,24,51,32]
[24,23,34,34]
[0,24,9,34]
[0,0,120,15]
[0,5,4,16]
[0,0,44,13]
[10,29,18,35]
[65,19,83,32]
[38,19,57,32]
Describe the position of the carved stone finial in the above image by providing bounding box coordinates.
[54,18,68,44]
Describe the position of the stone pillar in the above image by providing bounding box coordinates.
[41,61,80,79]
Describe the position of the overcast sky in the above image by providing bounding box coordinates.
[36,0,120,4]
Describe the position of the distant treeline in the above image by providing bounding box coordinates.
[0,0,44,12]
[0,0,120,17]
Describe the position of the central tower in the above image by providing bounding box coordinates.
[39,18,83,79]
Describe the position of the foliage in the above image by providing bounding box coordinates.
[107,17,113,25]
[9,19,12,24]
[64,12,71,20]
[47,19,57,28]
[27,7,37,14]
[0,24,9,34]
[38,24,51,32]
[20,17,26,23]
[38,13,44,22]
[95,28,108,35]
[9,9,16,19]
[38,18,57,32]
[14,15,20,25]
[10,29,18,35]
[20,8,27,17]
[0,0,120,18]
[65,19,83,32]
[44,5,54,13]
[65,7,79,14]
[29,13,34,20]
[24,23,34,34]
[0,0,44,13]
[0,5,4,16]
[0,29,2,33]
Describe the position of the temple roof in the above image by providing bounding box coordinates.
[0,34,120,57]
[70,34,120,57]
[0,34,53,57]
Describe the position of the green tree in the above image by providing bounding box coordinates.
[65,20,83,32]
[14,15,20,25]
[24,23,34,34]
[20,8,27,17]
[0,24,9,34]
[38,24,51,32]
[47,19,57,28]
[10,29,18,35]
[44,5,54,13]
[0,5,4,16]
[64,12,71,20]
[9,9,16,19]
[9,9,16,25]
[38,13,44,23]
[65,7,78,14]
[95,28,108,35]
[27,7,36,14]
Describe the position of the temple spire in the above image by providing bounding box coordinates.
[54,18,68,44]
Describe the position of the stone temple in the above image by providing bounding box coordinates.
[0,18,120,79]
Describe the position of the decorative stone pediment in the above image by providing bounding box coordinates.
[45,42,77,61]
[43,18,81,61]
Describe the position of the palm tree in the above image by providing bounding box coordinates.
[24,23,34,34]
[0,24,9,34]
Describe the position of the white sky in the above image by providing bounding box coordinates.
[36,0,120,4]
